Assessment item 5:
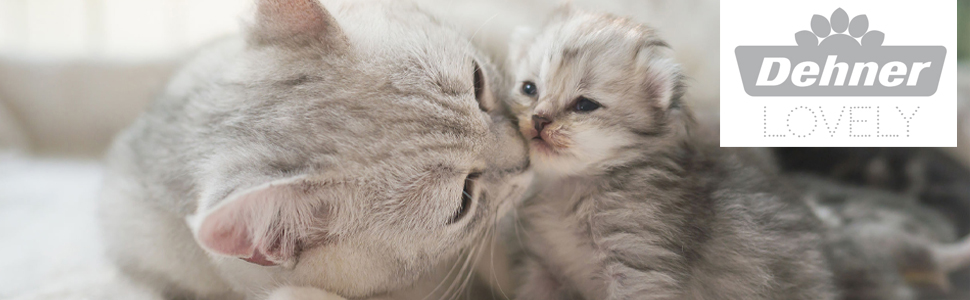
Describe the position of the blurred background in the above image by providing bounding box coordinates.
[0,0,248,156]
[0,0,963,157]
[962,0,969,61]
[0,0,966,299]
[0,0,729,157]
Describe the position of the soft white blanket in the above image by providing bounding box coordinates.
[0,153,159,300]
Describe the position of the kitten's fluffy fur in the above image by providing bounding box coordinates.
[98,0,531,299]
[506,8,834,299]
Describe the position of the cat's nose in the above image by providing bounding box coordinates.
[532,115,552,134]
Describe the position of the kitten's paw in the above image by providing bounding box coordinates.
[266,286,346,300]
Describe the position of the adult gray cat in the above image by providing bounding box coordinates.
[505,7,835,299]
[98,0,531,299]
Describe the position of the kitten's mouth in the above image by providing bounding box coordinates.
[524,124,569,156]
[530,137,560,155]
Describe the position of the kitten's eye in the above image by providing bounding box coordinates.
[574,97,601,112]
[521,81,537,97]
[449,172,481,224]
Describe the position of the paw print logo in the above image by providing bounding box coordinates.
[735,7,947,97]
[795,8,884,47]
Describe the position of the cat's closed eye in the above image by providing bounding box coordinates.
[449,172,481,224]
[472,61,490,112]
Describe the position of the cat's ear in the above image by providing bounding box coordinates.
[634,44,691,135]
[248,0,347,48]
[195,178,331,266]
[635,44,683,110]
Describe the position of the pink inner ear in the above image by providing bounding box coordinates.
[257,0,331,36]
[196,182,323,266]
[198,204,256,258]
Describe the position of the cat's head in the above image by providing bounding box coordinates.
[180,0,530,297]
[506,7,688,177]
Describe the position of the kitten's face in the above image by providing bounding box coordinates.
[179,0,531,297]
[507,9,683,177]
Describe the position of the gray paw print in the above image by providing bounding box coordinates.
[795,8,884,47]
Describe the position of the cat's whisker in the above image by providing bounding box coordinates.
[453,246,481,300]
[510,202,529,249]
[465,13,501,49]
[455,230,482,297]
[487,210,512,300]
[421,247,470,300]
[436,256,465,300]
[455,224,493,299]
[488,214,500,300]
[452,220,494,300]
[439,236,481,300]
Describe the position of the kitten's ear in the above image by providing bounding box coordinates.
[249,0,347,48]
[195,178,330,266]
[635,45,683,110]
[635,44,692,136]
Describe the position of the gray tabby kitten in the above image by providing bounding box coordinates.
[98,0,532,299]
[505,7,834,300]
[794,175,970,300]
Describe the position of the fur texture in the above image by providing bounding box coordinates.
[793,174,968,300]
[98,0,532,299]
[506,8,835,300]
[775,147,970,299]
[774,148,970,237]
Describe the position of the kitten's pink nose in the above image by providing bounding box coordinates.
[532,115,552,134]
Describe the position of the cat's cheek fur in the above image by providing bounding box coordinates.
[289,244,405,298]
[571,127,632,165]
